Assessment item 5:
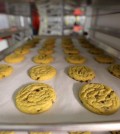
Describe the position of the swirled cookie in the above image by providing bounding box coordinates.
[16,83,56,114]
[68,65,95,82]
[64,48,79,54]
[14,47,30,55]
[29,65,56,81]
[95,55,114,64]
[38,48,54,55]
[108,64,120,79]
[0,64,13,79]
[30,132,51,134]
[89,48,103,55]
[81,43,94,48]
[66,55,86,64]
[4,53,25,63]
[32,54,54,64]
[0,132,14,134]
[79,83,120,115]
[69,132,91,134]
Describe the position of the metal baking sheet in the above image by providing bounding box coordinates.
[0,38,120,131]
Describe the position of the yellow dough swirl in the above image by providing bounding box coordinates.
[79,83,120,115]
[4,53,25,63]
[68,65,95,82]
[33,54,54,64]
[66,55,86,64]
[16,83,56,114]
[0,64,13,79]
[29,65,56,81]
[108,64,120,79]
[95,55,114,64]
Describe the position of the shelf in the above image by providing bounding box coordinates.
[90,27,120,39]
[0,28,29,38]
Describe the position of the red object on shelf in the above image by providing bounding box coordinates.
[73,8,84,16]
[73,25,83,32]
[32,10,40,34]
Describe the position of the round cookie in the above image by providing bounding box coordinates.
[81,43,94,48]
[108,64,120,79]
[38,48,54,55]
[29,65,56,81]
[4,53,25,63]
[89,48,103,55]
[79,83,120,115]
[30,132,51,134]
[16,83,56,114]
[33,54,54,64]
[0,64,13,79]
[95,55,114,64]
[14,47,30,55]
[64,48,79,54]
[0,132,14,134]
[66,55,86,64]
[69,132,91,134]
[68,65,95,82]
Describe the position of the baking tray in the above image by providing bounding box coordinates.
[0,38,120,131]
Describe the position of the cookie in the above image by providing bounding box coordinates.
[95,55,114,64]
[0,132,14,134]
[66,55,86,64]
[89,48,103,55]
[108,64,120,79]
[81,43,94,48]
[79,83,120,115]
[38,48,54,55]
[14,47,30,55]
[16,83,56,114]
[29,65,56,81]
[32,54,54,64]
[68,65,95,82]
[69,132,91,134]
[111,131,120,134]
[30,132,51,134]
[62,44,74,48]
[64,48,79,54]
[4,53,25,63]
[0,64,13,79]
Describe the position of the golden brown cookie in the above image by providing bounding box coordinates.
[14,47,30,55]
[38,48,54,55]
[30,132,51,134]
[0,64,13,79]
[64,48,79,54]
[4,53,25,63]
[108,64,120,79]
[89,48,103,55]
[95,55,114,64]
[66,55,86,64]
[32,54,54,64]
[69,132,91,134]
[79,83,120,115]
[16,83,56,114]
[68,65,95,82]
[0,131,14,134]
[28,65,56,81]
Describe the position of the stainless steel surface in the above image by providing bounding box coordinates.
[89,37,120,59]
[0,122,120,131]
[90,27,120,39]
